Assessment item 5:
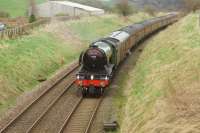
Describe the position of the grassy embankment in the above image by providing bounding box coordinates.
[116,14,200,133]
[0,0,45,17]
[0,13,153,116]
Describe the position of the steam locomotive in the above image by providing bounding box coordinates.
[76,13,179,96]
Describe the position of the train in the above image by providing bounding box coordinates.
[76,13,180,96]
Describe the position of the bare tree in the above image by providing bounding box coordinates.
[144,5,156,16]
[183,0,200,12]
[182,0,200,26]
[116,0,133,16]
[28,0,37,23]
[29,0,37,16]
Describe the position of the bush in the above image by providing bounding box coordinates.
[184,0,200,12]
[144,5,156,16]
[115,3,133,16]
[29,14,36,23]
[0,11,10,18]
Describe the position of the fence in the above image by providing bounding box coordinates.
[52,16,79,21]
[0,19,50,39]
[0,16,79,39]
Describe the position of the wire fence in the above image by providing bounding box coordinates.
[0,19,50,39]
[0,16,86,39]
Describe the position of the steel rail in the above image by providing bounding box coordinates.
[25,80,75,133]
[0,63,79,133]
[58,97,83,133]
[84,97,103,133]
[58,97,103,133]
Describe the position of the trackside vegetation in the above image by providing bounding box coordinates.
[0,29,80,114]
[116,14,200,133]
[67,13,153,43]
[0,13,154,117]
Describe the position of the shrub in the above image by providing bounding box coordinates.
[29,14,36,23]
[0,11,10,18]
[144,5,156,16]
[184,0,200,12]
[115,2,134,16]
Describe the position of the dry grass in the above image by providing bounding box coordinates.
[0,45,9,49]
[119,14,200,133]
[43,21,84,49]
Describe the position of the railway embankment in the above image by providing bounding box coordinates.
[0,13,154,118]
[115,13,200,133]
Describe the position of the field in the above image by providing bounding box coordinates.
[0,13,154,116]
[0,0,45,17]
[116,14,200,133]
[0,0,113,17]
[67,13,152,43]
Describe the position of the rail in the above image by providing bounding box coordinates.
[58,97,103,133]
[0,63,79,133]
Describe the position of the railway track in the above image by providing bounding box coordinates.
[0,63,79,133]
[24,86,81,133]
[0,13,180,133]
[58,97,103,133]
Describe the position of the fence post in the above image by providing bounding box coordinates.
[0,18,54,39]
[199,11,200,27]
[0,31,2,39]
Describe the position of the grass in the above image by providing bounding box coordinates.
[0,13,155,117]
[67,13,152,43]
[0,28,80,114]
[0,0,45,17]
[117,13,200,133]
[0,0,112,17]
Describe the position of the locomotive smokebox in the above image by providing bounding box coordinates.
[83,48,107,71]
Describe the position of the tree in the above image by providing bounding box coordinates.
[183,0,200,12]
[29,14,36,23]
[29,0,37,16]
[28,0,37,23]
[115,0,133,16]
[0,11,10,18]
[144,5,156,16]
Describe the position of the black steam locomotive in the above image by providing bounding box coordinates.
[76,13,179,96]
